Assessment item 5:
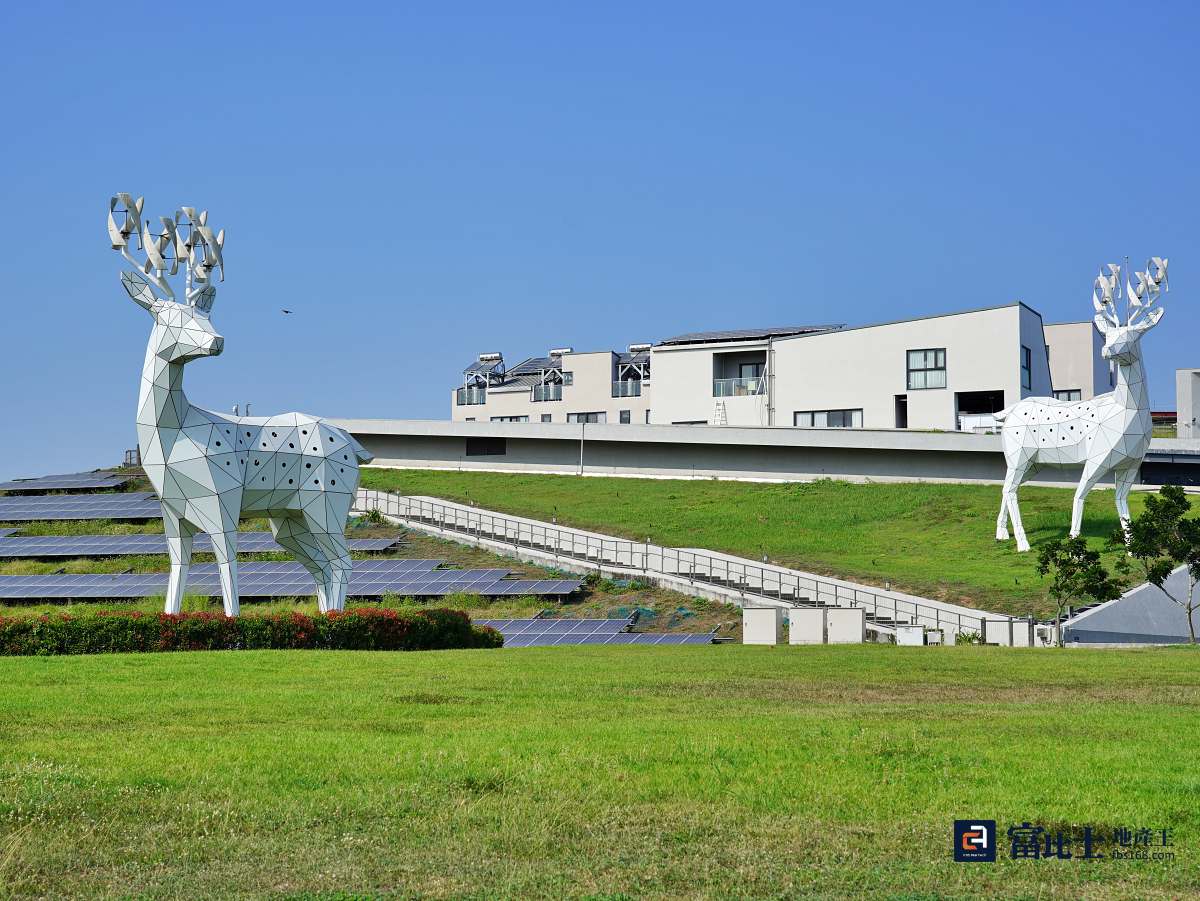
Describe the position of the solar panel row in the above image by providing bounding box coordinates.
[0,533,400,558]
[0,493,161,521]
[0,563,581,600]
[475,617,633,635]
[502,632,714,647]
[0,472,132,492]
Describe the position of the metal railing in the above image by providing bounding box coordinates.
[355,488,1003,638]
[456,387,487,406]
[532,384,562,402]
[713,377,763,397]
[612,380,643,397]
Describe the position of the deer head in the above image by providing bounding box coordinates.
[1092,257,1167,363]
[109,194,227,362]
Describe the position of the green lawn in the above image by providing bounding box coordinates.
[361,469,1153,617]
[1,645,1197,898]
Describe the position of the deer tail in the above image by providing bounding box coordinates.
[348,433,374,464]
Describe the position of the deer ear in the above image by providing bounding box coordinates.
[121,271,158,312]
[1135,308,1165,332]
[1093,313,1112,335]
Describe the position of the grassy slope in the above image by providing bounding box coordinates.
[361,469,1152,617]
[1,645,1197,899]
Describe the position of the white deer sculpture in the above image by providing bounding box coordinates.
[108,194,374,615]
[995,257,1168,552]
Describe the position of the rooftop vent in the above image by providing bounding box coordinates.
[478,352,503,362]
[628,342,652,353]
[548,347,574,357]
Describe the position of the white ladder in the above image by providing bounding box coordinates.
[713,401,728,426]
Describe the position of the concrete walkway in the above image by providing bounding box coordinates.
[354,489,1030,644]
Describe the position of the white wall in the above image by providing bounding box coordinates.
[650,340,771,426]
[1044,321,1108,400]
[771,305,1029,430]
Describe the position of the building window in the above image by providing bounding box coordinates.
[794,409,863,428]
[739,362,764,380]
[490,415,529,423]
[906,349,946,390]
[465,437,506,456]
[1053,389,1082,402]
[567,412,606,423]
[465,417,475,422]
[1021,345,1032,390]
[540,414,552,422]
[561,372,574,386]
[645,410,651,424]
[619,410,631,424]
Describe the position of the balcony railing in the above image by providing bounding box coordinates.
[456,387,486,406]
[713,377,763,397]
[612,380,643,397]
[532,384,563,402]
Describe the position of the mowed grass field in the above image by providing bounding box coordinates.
[1,645,1198,899]
[361,469,1153,617]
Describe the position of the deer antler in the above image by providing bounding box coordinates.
[1093,263,1121,328]
[108,194,176,301]
[1127,256,1168,327]
[176,207,225,310]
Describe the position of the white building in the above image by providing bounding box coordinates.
[451,302,1109,432]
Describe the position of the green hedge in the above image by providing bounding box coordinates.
[0,607,503,656]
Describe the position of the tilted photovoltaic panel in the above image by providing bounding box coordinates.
[0,533,401,558]
[0,472,132,493]
[0,493,161,521]
[0,563,581,600]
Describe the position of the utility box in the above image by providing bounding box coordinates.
[925,629,944,646]
[983,619,1014,646]
[788,608,826,644]
[743,607,784,645]
[895,625,925,646]
[826,607,866,644]
[1009,619,1035,647]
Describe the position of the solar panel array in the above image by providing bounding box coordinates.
[0,471,132,493]
[0,532,400,558]
[0,560,581,600]
[0,493,162,521]
[474,617,715,647]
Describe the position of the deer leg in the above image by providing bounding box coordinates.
[1005,466,1032,552]
[313,528,353,612]
[270,515,332,613]
[1113,464,1140,543]
[208,530,241,617]
[163,514,196,615]
[1070,465,1106,539]
[996,468,1012,540]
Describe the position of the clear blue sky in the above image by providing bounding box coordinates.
[1,2,1196,478]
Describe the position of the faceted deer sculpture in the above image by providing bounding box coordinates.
[995,258,1168,552]
[108,194,374,615]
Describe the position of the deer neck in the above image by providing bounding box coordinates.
[1113,354,1149,413]
[137,339,191,442]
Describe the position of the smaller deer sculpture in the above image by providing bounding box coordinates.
[995,258,1168,552]
[109,194,374,615]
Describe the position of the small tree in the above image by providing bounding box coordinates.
[1037,537,1124,646]
[1113,484,1200,644]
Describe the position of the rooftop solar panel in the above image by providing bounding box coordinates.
[0,493,161,521]
[0,533,401,558]
[0,472,132,493]
[657,325,843,346]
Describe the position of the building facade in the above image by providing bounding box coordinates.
[450,303,1109,432]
